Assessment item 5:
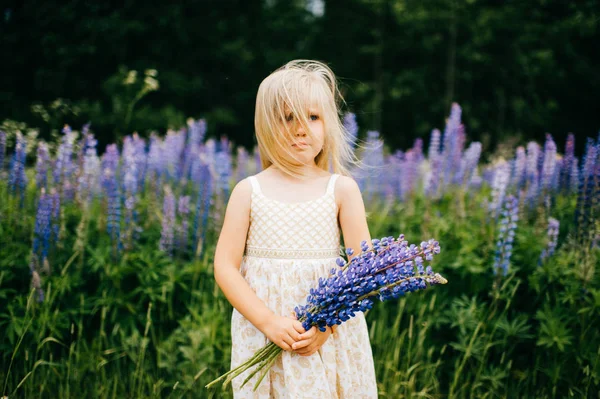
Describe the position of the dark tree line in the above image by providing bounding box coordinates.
[1,0,598,156]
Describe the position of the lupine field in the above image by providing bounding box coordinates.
[0,103,599,398]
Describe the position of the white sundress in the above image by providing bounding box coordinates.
[230,173,378,398]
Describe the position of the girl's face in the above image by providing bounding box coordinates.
[282,107,325,166]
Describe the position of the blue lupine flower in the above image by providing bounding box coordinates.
[35,142,50,190]
[539,217,559,264]
[574,138,598,243]
[358,131,385,202]
[441,103,466,188]
[456,142,482,187]
[53,125,77,201]
[164,129,186,181]
[560,134,575,193]
[541,134,557,191]
[33,188,53,263]
[525,141,541,186]
[9,132,27,207]
[215,150,232,201]
[159,187,176,255]
[77,131,100,205]
[343,112,358,149]
[512,146,526,190]
[102,145,122,253]
[493,195,519,276]
[295,236,445,332]
[235,147,249,182]
[253,146,262,174]
[49,188,61,245]
[0,130,6,177]
[424,129,442,198]
[177,195,191,254]
[489,160,510,218]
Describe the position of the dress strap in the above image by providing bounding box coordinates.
[248,176,262,194]
[326,174,339,196]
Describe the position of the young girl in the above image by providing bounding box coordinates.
[214,60,378,398]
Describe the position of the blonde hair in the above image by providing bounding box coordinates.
[254,59,358,179]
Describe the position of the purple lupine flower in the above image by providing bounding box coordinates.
[9,131,28,207]
[560,134,575,193]
[182,120,206,183]
[77,133,100,205]
[159,187,176,255]
[164,129,187,181]
[35,141,50,190]
[203,139,217,168]
[177,195,191,254]
[489,160,511,217]
[193,161,213,258]
[343,112,359,149]
[512,146,526,190]
[539,217,559,264]
[132,133,147,193]
[49,188,61,245]
[219,135,231,154]
[387,151,403,200]
[53,125,77,201]
[541,134,557,191]
[102,145,122,254]
[188,118,207,146]
[574,139,599,243]
[525,141,541,186]
[235,147,249,182]
[441,103,465,188]
[456,142,481,187]
[33,188,53,264]
[424,129,442,198]
[0,130,6,176]
[253,146,262,174]
[358,131,385,202]
[570,158,579,193]
[412,138,425,164]
[427,128,441,161]
[493,195,519,276]
[401,149,420,200]
[295,237,445,332]
[551,158,562,192]
[215,150,232,201]
[121,135,143,246]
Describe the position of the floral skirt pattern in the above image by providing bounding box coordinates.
[230,255,378,399]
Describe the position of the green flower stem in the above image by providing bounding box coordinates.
[251,347,282,391]
[205,341,276,388]
[223,343,280,387]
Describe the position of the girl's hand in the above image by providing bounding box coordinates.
[291,326,333,356]
[261,315,305,352]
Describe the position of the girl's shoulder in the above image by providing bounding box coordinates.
[332,174,362,208]
[228,177,253,209]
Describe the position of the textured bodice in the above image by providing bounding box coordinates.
[244,174,342,259]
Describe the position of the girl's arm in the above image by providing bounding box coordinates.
[213,178,304,351]
[337,175,372,259]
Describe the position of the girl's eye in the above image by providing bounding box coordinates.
[285,114,294,122]
[310,114,319,121]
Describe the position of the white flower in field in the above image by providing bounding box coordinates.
[145,68,158,77]
[143,76,159,92]
[124,70,137,85]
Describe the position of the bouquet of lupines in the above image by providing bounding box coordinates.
[206,235,447,391]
